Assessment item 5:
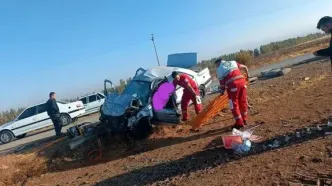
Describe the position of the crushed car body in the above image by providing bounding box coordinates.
[99,66,212,139]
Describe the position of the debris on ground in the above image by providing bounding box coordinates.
[304,77,310,81]
[222,126,261,154]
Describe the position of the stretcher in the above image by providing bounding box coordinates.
[189,73,249,130]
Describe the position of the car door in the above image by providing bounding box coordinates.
[11,106,37,135]
[35,103,52,129]
[79,97,89,114]
[151,79,180,124]
[166,75,183,106]
[96,93,105,107]
[87,94,99,113]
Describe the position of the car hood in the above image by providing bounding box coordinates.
[0,120,15,129]
[102,93,135,117]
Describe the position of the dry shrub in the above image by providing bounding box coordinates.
[0,153,47,185]
[235,51,253,66]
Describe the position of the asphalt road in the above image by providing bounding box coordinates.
[0,114,100,153]
[249,53,316,77]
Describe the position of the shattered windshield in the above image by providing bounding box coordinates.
[123,81,151,105]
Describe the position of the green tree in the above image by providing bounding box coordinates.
[235,51,253,65]
[254,48,260,57]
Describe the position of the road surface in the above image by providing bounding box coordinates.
[0,114,100,153]
[249,53,316,77]
[210,54,320,87]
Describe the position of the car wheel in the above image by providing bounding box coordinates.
[72,117,78,122]
[0,130,14,144]
[100,105,103,114]
[16,133,27,139]
[129,117,153,140]
[60,114,72,126]
[199,85,206,99]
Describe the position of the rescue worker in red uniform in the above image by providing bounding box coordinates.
[214,59,249,129]
[172,71,202,121]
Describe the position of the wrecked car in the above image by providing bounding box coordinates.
[99,66,212,139]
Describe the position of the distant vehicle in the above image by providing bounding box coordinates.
[99,66,212,139]
[167,52,198,68]
[0,100,85,144]
[78,92,105,117]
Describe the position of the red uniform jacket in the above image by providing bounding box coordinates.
[173,74,198,94]
[218,62,245,89]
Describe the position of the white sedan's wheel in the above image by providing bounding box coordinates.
[60,114,72,126]
[0,130,14,144]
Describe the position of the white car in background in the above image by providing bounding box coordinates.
[0,100,85,144]
[78,92,105,117]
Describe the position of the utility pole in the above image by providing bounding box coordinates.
[151,34,160,66]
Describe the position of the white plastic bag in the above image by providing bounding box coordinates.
[232,126,261,142]
[229,126,261,153]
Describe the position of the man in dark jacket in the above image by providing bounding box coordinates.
[314,16,332,70]
[46,92,64,137]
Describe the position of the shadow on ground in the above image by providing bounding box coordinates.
[46,125,232,173]
[96,124,331,186]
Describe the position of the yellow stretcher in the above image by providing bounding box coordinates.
[189,73,249,130]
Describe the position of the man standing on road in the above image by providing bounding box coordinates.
[214,58,249,130]
[314,16,332,71]
[46,92,65,137]
[172,71,202,122]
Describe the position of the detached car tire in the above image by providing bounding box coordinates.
[0,130,14,144]
[60,114,72,126]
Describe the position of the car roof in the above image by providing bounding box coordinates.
[26,100,66,108]
[133,66,192,82]
[79,92,104,99]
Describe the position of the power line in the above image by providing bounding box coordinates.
[4,0,320,82]
[62,0,317,59]
[155,0,316,41]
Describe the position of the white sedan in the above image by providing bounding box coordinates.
[0,100,85,144]
[78,92,105,117]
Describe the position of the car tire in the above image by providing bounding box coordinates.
[99,105,103,114]
[16,133,27,139]
[129,117,153,140]
[72,117,78,122]
[199,85,206,99]
[60,114,72,126]
[0,130,14,144]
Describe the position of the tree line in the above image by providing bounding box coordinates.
[194,32,327,72]
[0,108,25,126]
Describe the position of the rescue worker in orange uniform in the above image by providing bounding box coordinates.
[172,71,202,121]
[214,58,249,129]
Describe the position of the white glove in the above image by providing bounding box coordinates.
[196,96,201,104]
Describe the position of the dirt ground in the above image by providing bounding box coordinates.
[1,59,332,186]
